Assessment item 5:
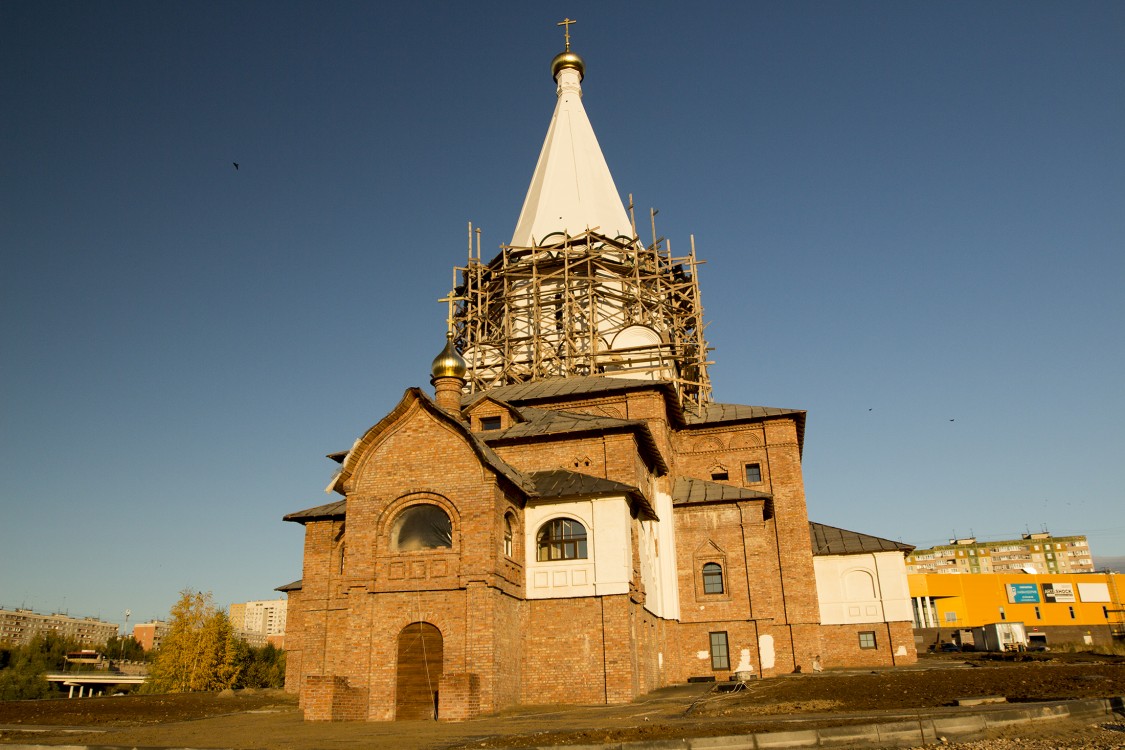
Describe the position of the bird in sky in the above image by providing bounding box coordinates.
[232,162,239,170]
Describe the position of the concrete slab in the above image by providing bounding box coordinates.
[816,723,882,746]
[688,734,757,750]
[931,713,987,736]
[752,728,819,748]
[874,719,928,745]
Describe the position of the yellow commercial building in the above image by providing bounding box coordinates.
[909,572,1124,651]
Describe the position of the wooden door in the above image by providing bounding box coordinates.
[395,622,443,720]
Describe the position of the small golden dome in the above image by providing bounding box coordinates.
[430,333,467,380]
[551,49,585,81]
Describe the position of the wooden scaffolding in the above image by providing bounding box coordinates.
[444,217,713,408]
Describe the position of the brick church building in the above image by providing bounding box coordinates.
[280,35,917,722]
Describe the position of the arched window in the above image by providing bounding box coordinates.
[503,513,514,557]
[536,518,587,561]
[391,505,453,551]
[702,562,724,594]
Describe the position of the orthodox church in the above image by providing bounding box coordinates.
[280,34,916,722]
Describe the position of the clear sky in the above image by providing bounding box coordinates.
[2,2,1123,629]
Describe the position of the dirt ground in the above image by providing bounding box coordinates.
[0,651,1123,749]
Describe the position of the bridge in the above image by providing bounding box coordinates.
[45,672,147,698]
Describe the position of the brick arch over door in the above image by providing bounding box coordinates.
[395,622,443,720]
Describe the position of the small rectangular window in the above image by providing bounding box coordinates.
[480,416,502,430]
[944,612,957,623]
[744,463,762,483]
[709,632,730,670]
[858,631,877,649]
[710,471,729,481]
[999,606,1006,621]
[1069,606,1076,620]
[1034,606,1041,620]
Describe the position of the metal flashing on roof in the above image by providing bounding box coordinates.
[808,522,914,556]
[526,469,657,520]
[672,477,773,505]
[481,405,668,476]
[283,499,346,524]
[275,579,303,592]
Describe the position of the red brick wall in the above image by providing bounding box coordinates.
[285,384,915,721]
[817,622,916,668]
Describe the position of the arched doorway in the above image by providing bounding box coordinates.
[395,622,443,720]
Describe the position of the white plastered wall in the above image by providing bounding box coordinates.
[814,551,913,625]
[524,497,631,598]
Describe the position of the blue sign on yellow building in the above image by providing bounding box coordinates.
[1005,583,1041,603]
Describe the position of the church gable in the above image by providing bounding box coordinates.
[329,388,531,499]
[461,395,522,432]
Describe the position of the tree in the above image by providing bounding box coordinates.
[235,642,286,689]
[146,590,240,692]
[103,635,146,662]
[0,632,80,700]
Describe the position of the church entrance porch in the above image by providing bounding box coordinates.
[395,622,443,720]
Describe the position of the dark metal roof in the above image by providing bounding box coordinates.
[465,376,806,452]
[808,522,915,556]
[283,499,346,524]
[507,405,640,436]
[481,406,668,475]
[526,469,656,519]
[672,477,773,505]
[684,403,804,424]
[468,375,679,406]
[275,579,302,592]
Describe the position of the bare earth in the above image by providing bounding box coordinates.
[1,652,1123,749]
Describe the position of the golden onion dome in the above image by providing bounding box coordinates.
[551,49,585,81]
[430,333,467,380]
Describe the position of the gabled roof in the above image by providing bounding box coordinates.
[326,387,537,499]
[470,376,805,452]
[684,403,804,424]
[526,469,656,520]
[471,374,679,409]
[808,522,915,556]
[672,477,773,506]
[283,499,346,524]
[481,405,668,475]
[510,58,633,248]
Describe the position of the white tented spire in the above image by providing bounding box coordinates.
[510,57,633,248]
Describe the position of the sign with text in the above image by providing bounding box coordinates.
[1041,582,1076,603]
[1006,583,1041,603]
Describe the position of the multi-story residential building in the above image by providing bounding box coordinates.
[0,607,118,649]
[905,532,1094,575]
[229,599,286,648]
[131,620,168,652]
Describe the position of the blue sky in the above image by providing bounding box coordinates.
[2,2,1122,629]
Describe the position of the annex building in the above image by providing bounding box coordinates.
[280,35,917,722]
[910,571,1125,649]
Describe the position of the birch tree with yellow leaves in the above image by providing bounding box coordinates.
[147,590,240,692]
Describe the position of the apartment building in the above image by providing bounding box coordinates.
[905,532,1094,575]
[0,607,118,648]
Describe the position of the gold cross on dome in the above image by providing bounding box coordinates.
[557,18,577,50]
